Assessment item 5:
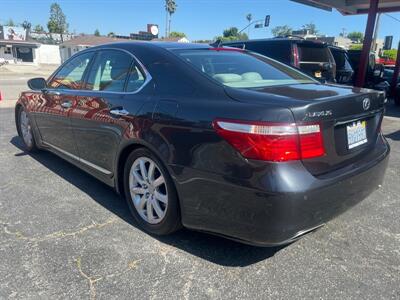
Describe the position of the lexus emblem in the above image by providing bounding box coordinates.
[362,98,370,111]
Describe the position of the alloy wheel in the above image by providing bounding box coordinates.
[20,110,33,147]
[129,157,168,224]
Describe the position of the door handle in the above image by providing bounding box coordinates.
[46,90,62,96]
[61,101,72,109]
[110,107,129,116]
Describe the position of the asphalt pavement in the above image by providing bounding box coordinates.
[0,74,399,299]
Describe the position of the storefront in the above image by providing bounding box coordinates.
[0,41,41,64]
[0,25,40,64]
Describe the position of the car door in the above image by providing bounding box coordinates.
[34,51,95,156]
[69,49,152,176]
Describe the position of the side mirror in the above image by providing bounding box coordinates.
[28,77,47,91]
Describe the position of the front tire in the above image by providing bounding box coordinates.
[123,148,181,235]
[16,106,38,152]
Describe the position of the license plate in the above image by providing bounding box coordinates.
[314,71,322,78]
[347,120,367,149]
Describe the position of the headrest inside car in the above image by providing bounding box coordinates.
[213,73,242,83]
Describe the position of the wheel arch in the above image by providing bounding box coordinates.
[115,140,178,199]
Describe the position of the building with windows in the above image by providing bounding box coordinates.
[59,35,126,62]
[0,26,61,64]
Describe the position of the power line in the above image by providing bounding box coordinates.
[384,13,400,23]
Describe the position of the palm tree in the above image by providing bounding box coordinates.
[246,13,252,38]
[165,0,177,38]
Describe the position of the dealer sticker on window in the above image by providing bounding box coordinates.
[347,120,367,149]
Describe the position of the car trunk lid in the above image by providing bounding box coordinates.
[224,83,386,175]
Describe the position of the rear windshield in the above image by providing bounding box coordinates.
[331,49,353,71]
[174,49,316,89]
[298,44,331,62]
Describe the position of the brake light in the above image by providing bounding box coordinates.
[213,119,324,162]
[292,44,300,68]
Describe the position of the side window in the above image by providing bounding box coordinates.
[86,50,133,92]
[49,52,94,89]
[126,63,146,92]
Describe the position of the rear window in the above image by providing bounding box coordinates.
[175,49,316,89]
[298,44,331,62]
[331,49,353,71]
[225,42,291,64]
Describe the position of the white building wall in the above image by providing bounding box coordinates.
[36,44,61,64]
[0,46,15,62]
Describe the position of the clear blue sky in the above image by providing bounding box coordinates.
[1,0,399,46]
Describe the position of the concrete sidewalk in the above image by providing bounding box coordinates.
[0,63,59,77]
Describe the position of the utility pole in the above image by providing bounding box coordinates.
[165,8,168,38]
[372,13,381,53]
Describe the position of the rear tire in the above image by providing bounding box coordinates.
[123,148,181,235]
[16,106,38,152]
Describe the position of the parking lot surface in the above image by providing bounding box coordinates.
[0,75,399,299]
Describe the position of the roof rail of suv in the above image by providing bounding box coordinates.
[275,35,305,40]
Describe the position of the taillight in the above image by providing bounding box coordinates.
[213,119,325,162]
[292,44,300,68]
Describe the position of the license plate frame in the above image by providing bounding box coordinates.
[346,120,367,149]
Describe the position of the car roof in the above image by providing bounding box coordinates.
[91,41,211,51]
[222,37,327,46]
[328,45,347,52]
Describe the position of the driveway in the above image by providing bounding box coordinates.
[0,84,399,299]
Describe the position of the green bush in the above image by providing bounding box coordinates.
[382,49,398,60]
[349,44,363,50]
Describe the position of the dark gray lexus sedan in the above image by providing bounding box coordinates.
[15,42,390,246]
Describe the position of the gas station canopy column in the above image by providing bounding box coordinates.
[291,0,400,89]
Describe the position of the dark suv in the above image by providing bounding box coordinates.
[223,37,336,83]
[328,46,354,85]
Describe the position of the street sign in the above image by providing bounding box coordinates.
[383,36,393,50]
[264,15,270,27]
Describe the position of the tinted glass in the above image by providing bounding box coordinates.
[227,42,291,64]
[330,49,345,69]
[86,50,133,92]
[176,49,315,89]
[126,64,146,92]
[49,52,94,89]
[246,42,291,63]
[298,45,330,62]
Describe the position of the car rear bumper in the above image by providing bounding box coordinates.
[173,136,390,247]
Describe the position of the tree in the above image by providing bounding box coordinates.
[47,2,68,42]
[21,21,31,31]
[169,31,186,38]
[107,32,115,38]
[246,13,252,37]
[4,19,15,26]
[382,49,398,61]
[33,24,45,33]
[165,0,177,37]
[271,25,292,37]
[215,27,248,42]
[94,29,100,36]
[347,31,364,43]
[302,22,318,35]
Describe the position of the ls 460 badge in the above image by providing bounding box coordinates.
[305,110,333,118]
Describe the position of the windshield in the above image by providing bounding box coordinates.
[175,49,316,89]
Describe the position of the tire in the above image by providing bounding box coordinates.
[16,106,38,152]
[123,148,181,235]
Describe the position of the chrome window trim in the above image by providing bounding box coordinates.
[46,47,152,95]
